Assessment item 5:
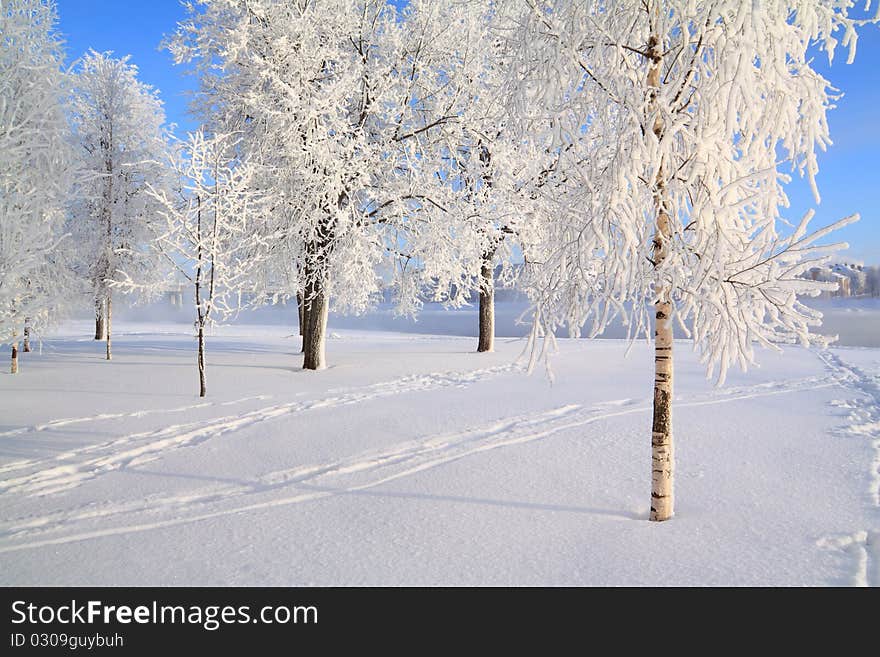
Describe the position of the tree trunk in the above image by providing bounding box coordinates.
[10,343,18,374]
[94,298,106,340]
[105,293,112,361]
[301,217,333,368]
[23,319,31,353]
[302,282,328,371]
[477,257,495,353]
[197,323,206,397]
[650,296,674,521]
[297,292,306,353]
[300,305,310,354]
[648,31,674,522]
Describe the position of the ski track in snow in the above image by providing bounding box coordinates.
[0,395,272,441]
[0,363,522,497]
[0,395,273,476]
[816,350,880,586]
[0,370,838,554]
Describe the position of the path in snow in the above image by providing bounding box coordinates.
[0,363,522,497]
[0,395,273,442]
[0,369,840,554]
[0,395,272,475]
[816,350,880,587]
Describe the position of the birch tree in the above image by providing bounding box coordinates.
[501,0,875,520]
[114,131,268,397]
[0,0,73,373]
[68,50,170,360]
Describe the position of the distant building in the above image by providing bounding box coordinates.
[808,263,868,298]
[831,263,866,295]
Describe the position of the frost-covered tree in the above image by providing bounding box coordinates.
[67,50,170,360]
[500,0,875,520]
[863,265,880,297]
[422,2,553,354]
[431,125,554,354]
[114,131,268,397]
[0,0,73,373]
[168,0,482,370]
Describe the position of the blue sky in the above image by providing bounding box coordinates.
[55,0,879,263]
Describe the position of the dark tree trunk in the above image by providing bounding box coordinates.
[105,293,112,361]
[302,279,328,371]
[23,319,31,353]
[94,298,105,340]
[197,323,206,397]
[477,257,495,353]
[301,216,333,369]
[297,292,306,353]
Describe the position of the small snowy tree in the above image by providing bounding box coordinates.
[864,265,880,297]
[500,0,875,520]
[0,0,74,373]
[113,131,268,397]
[68,50,171,360]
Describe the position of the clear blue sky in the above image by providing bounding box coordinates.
[55,0,879,264]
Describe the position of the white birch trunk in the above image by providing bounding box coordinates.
[10,342,18,374]
[651,295,674,521]
[23,319,31,353]
[648,31,674,522]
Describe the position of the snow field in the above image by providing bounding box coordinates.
[0,322,878,585]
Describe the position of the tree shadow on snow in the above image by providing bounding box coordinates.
[298,483,640,521]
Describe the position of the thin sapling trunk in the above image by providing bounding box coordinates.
[105,293,112,361]
[194,194,211,398]
[197,322,206,397]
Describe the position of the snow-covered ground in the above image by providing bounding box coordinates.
[1,313,878,585]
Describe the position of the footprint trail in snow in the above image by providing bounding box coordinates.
[816,350,880,586]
